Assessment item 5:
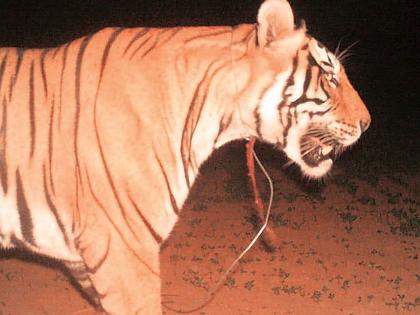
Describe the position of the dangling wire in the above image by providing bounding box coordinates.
[163,144,274,313]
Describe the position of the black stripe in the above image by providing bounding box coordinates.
[285,54,298,89]
[42,164,70,246]
[48,95,56,194]
[0,97,7,194]
[81,233,111,275]
[98,28,124,84]
[74,168,82,233]
[130,27,181,60]
[315,66,323,92]
[320,60,332,68]
[302,63,312,94]
[29,61,36,158]
[129,33,154,60]
[154,152,180,215]
[319,78,329,97]
[40,48,49,97]
[231,25,255,46]
[127,193,163,244]
[10,234,27,249]
[308,55,318,67]
[289,95,325,108]
[289,58,327,109]
[74,35,94,236]
[84,169,113,245]
[0,56,7,190]
[184,29,231,45]
[64,261,102,305]
[326,52,333,66]
[282,109,292,148]
[9,48,24,101]
[85,168,107,214]
[52,46,60,59]
[280,54,299,147]
[306,107,333,118]
[16,170,35,246]
[181,86,205,187]
[187,61,229,165]
[168,27,182,38]
[180,60,227,186]
[0,52,8,88]
[214,113,233,146]
[123,29,149,55]
[74,34,95,180]
[58,43,71,129]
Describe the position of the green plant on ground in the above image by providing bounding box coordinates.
[359,195,376,205]
[244,280,254,290]
[388,207,419,237]
[224,276,236,289]
[182,269,208,290]
[339,212,358,233]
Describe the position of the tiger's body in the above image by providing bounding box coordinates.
[0,0,370,314]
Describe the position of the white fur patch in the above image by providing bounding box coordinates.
[309,39,341,74]
[0,186,80,261]
[31,203,80,260]
[0,192,21,247]
[258,70,291,143]
[301,159,333,178]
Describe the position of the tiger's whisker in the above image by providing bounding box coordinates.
[301,147,319,157]
[282,160,295,168]
[337,40,359,63]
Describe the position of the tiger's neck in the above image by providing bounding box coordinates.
[174,25,283,195]
[174,26,256,188]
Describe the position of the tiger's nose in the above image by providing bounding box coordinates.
[359,119,370,133]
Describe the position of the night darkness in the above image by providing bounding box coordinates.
[0,1,418,314]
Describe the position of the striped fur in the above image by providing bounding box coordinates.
[0,0,370,314]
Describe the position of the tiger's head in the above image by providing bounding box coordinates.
[253,0,371,178]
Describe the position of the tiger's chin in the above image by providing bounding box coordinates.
[283,147,334,179]
[298,146,334,178]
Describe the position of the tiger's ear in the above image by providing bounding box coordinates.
[257,0,306,50]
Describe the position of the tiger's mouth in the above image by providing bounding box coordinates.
[300,141,339,167]
[298,131,343,175]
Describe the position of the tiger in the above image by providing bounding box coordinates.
[0,0,370,314]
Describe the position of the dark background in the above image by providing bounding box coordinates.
[0,0,418,170]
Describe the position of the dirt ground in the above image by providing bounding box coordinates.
[0,143,419,315]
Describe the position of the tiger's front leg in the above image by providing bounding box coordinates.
[75,222,162,315]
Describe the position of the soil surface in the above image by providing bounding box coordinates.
[0,143,419,315]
